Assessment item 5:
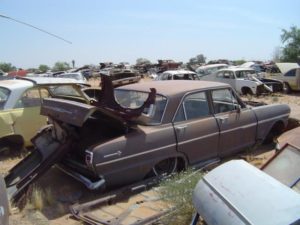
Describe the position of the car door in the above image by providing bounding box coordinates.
[173,91,220,164]
[9,87,49,146]
[211,88,257,157]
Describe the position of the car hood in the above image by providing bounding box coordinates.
[275,63,300,74]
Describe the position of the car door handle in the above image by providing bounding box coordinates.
[217,116,229,124]
[175,125,187,132]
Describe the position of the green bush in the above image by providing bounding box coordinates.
[157,169,203,225]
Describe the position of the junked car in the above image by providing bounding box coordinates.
[191,160,300,225]
[0,77,90,152]
[270,63,300,93]
[155,70,199,80]
[195,63,228,77]
[5,76,290,202]
[200,67,283,95]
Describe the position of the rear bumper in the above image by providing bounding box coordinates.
[56,164,105,190]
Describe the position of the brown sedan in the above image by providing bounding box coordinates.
[5,79,290,201]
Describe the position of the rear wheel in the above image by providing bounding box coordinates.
[153,158,178,176]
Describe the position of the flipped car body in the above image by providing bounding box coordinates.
[5,78,290,202]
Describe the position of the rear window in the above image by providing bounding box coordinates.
[0,87,10,109]
[48,85,82,97]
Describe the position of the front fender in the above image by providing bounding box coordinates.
[253,104,290,141]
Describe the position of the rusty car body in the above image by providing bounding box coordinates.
[5,77,290,202]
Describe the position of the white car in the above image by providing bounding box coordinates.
[196,64,228,77]
[200,68,282,95]
[155,70,199,80]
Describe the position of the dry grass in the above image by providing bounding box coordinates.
[158,169,204,225]
[31,187,44,211]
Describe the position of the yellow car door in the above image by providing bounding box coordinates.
[9,87,49,147]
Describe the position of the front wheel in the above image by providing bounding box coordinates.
[153,158,178,176]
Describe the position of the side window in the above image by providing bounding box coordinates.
[174,92,210,122]
[40,88,50,103]
[223,71,231,79]
[14,88,42,109]
[212,89,240,114]
[216,71,223,78]
[285,69,296,77]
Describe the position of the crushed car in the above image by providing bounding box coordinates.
[200,67,283,95]
[0,77,90,152]
[5,76,290,202]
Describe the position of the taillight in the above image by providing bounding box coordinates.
[85,150,93,166]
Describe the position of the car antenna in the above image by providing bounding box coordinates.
[0,14,72,44]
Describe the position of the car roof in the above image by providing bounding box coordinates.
[0,79,34,90]
[162,70,196,75]
[0,77,87,90]
[118,80,230,97]
[219,67,255,72]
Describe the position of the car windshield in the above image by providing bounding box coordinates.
[114,89,167,125]
[235,70,256,78]
[48,85,82,97]
[174,73,199,80]
[0,87,10,109]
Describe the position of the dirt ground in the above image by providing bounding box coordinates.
[3,78,300,225]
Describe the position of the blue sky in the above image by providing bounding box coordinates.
[1,0,300,68]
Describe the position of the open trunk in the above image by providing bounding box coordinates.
[5,98,129,203]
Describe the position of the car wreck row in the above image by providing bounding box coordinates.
[3,76,291,204]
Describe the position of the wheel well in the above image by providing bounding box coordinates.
[264,121,285,144]
[241,86,253,95]
[271,121,285,135]
[0,135,24,150]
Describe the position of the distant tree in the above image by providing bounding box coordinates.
[233,60,246,66]
[72,60,75,68]
[280,26,300,62]
[38,64,50,73]
[136,58,151,65]
[52,61,71,72]
[0,62,16,72]
[189,54,206,64]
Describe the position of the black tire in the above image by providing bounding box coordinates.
[0,176,9,225]
[283,82,291,94]
[241,87,253,95]
[153,158,178,176]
